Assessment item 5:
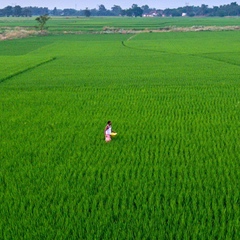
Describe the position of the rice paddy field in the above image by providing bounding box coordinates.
[0,16,240,32]
[0,17,240,239]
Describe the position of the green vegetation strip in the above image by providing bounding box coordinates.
[0,17,240,35]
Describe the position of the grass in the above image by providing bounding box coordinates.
[0,20,240,239]
[0,16,240,32]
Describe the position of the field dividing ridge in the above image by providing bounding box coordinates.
[197,52,240,67]
[0,57,56,84]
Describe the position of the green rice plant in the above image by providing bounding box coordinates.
[0,29,239,239]
[1,16,239,33]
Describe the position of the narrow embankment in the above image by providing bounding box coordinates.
[0,57,56,84]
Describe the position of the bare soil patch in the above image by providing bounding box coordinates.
[0,27,46,41]
[102,25,240,34]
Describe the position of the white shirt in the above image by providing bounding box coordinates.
[106,126,112,135]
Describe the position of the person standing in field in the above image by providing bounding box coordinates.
[104,121,113,142]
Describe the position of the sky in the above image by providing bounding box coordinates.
[0,0,239,10]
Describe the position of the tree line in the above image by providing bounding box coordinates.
[0,2,240,17]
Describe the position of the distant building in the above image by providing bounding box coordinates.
[143,11,158,17]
